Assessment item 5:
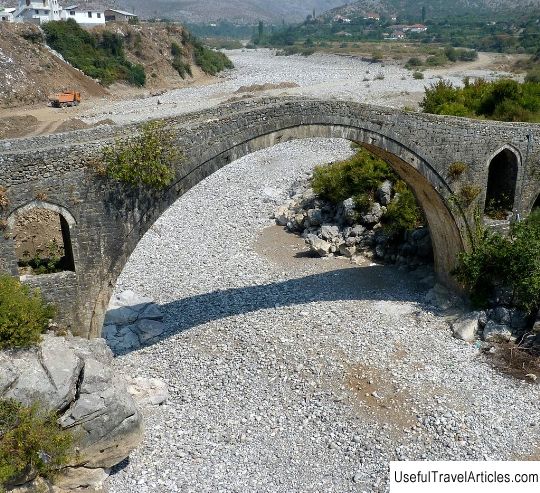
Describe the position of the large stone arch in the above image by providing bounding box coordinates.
[88,123,466,336]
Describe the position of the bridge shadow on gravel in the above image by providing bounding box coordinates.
[112,264,431,355]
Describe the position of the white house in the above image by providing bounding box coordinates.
[103,8,137,23]
[0,7,16,21]
[60,4,105,26]
[14,0,62,24]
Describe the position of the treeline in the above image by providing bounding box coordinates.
[252,9,540,56]
[421,78,540,123]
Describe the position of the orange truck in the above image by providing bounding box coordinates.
[48,91,81,108]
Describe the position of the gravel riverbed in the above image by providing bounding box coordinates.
[83,49,516,126]
[108,138,540,493]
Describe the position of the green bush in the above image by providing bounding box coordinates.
[0,399,73,489]
[102,120,180,189]
[421,77,540,122]
[454,210,540,311]
[381,181,422,235]
[311,148,421,235]
[0,276,55,350]
[171,57,192,79]
[311,147,393,204]
[42,19,146,86]
[413,71,424,80]
[191,37,234,75]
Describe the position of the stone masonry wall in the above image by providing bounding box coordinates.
[0,97,539,338]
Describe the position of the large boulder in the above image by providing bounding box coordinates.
[1,334,143,492]
[483,320,515,343]
[360,202,384,226]
[376,180,392,206]
[102,291,166,354]
[451,312,481,342]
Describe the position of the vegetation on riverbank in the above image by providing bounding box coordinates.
[43,19,146,86]
[0,276,54,349]
[421,78,540,122]
[454,210,540,312]
[0,399,74,490]
[311,147,421,235]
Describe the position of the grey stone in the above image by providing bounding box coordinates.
[126,377,169,407]
[451,312,481,342]
[376,180,392,206]
[483,320,514,343]
[307,208,323,226]
[133,319,166,343]
[113,290,153,309]
[138,303,164,321]
[305,234,332,257]
[492,306,511,325]
[54,466,110,491]
[342,197,357,224]
[361,202,384,226]
[39,335,84,411]
[104,306,138,326]
[101,324,117,340]
[320,224,340,241]
[274,205,290,226]
[339,243,356,258]
[349,225,365,237]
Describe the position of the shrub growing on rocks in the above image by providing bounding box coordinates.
[102,120,180,190]
[0,276,55,349]
[0,399,73,489]
[311,147,420,234]
[454,210,540,312]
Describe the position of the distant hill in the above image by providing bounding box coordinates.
[322,0,540,21]
[113,0,347,23]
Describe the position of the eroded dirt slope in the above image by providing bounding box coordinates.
[0,23,108,108]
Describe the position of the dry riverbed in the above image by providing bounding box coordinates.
[0,49,520,137]
[107,139,540,493]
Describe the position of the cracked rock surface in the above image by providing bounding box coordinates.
[0,334,143,491]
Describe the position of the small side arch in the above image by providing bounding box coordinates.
[484,145,521,218]
[7,200,77,275]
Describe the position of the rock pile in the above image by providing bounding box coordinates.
[101,290,166,354]
[274,179,432,268]
[452,305,537,348]
[1,334,143,492]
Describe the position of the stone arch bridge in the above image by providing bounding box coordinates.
[1,97,539,338]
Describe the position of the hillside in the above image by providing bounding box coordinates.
[323,0,540,21]
[0,23,107,108]
[0,22,220,109]
[114,0,346,23]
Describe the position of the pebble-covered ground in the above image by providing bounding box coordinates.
[83,49,517,125]
[108,139,540,493]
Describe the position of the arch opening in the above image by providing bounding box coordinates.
[484,148,519,219]
[89,126,467,338]
[533,194,540,212]
[12,207,75,276]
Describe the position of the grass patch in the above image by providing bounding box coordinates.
[0,399,74,489]
[102,120,180,189]
[0,276,55,350]
[43,19,146,86]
